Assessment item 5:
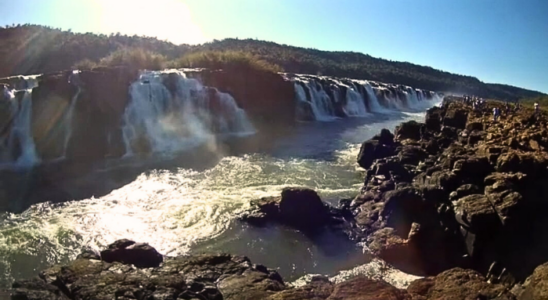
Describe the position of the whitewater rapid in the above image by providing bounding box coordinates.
[0,108,437,287]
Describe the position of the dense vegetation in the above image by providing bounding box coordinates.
[521,95,548,109]
[0,24,544,100]
[173,50,283,73]
[73,48,169,70]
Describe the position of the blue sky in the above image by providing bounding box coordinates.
[1,0,547,93]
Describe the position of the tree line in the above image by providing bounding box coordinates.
[0,24,544,100]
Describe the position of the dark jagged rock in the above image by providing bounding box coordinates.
[240,187,354,235]
[449,184,481,201]
[407,268,516,300]
[351,97,548,284]
[28,68,139,161]
[31,71,78,160]
[10,242,285,300]
[442,106,468,129]
[357,139,395,169]
[100,239,163,268]
[195,68,296,136]
[395,120,423,141]
[372,128,395,145]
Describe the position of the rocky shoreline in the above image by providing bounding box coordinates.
[8,97,548,299]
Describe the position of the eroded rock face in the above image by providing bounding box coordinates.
[351,97,548,282]
[196,69,296,136]
[395,120,423,141]
[357,139,395,169]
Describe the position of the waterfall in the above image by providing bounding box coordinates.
[0,75,42,168]
[57,72,83,159]
[9,90,39,168]
[289,74,437,121]
[59,86,81,159]
[344,88,368,116]
[405,87,420,108]
[308,81,337,121]
[294,83,314,121]
[361,81,385,113]
[122,70,255,155]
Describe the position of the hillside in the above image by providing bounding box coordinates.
[0,24,544,100]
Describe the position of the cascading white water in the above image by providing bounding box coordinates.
[290,74,436,121]
[344,88,368,116]
[58,72,83,159]
[9,90,39,168]
[122,70,255,155]
[361,82,386,113]
[59,86,82,159]
[404,87,420,108]
[308,81,337,121]
[294,83,313,121]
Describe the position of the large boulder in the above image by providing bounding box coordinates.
[425,106,443,132]
[100,239,163,268]
[496,151,548,178]
[372,128,395,145]
[357,139,395,169]
[407,268,516,300]
[397,145,428,165]
[443,107,468,129]
[241,187,334,234]
[518,262,548,300]
[395,120,423,141]
[278,187,330,231]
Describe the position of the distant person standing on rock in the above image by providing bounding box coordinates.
[493,107,499,122]
[534,102,540,114]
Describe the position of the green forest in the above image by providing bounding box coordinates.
[0,24,544,100]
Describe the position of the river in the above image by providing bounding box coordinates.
[0,107,441,288]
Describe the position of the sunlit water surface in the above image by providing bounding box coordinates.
[0,110,432,288]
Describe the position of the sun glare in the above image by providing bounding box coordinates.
[95,0,207,45]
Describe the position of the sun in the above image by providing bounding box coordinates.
[96,0,207,45]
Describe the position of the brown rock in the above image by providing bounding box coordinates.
[453,194,501,234]
[327,276,411,300]
[519,262,548,300]
[407,268,515,300]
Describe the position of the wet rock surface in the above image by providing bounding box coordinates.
[240,187,358,238]
[9,240,285,300]
[9,240,517,300]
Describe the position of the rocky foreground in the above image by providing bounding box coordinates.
[8,97,548,299]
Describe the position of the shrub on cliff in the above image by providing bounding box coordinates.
[98,48,168,70]
[172,50,283,73]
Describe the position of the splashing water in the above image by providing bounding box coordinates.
[0,107,438,287]
[122,70,255,156]
[290,74,440,121]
